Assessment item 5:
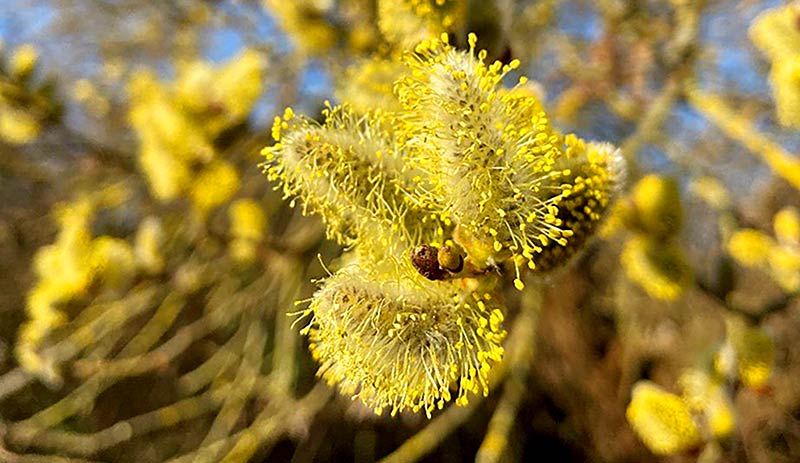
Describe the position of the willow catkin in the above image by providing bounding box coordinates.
[263,34,625,416]
[299,257,505,417]
[396,34,624,275]
[626,381,703,456]
[263,104,440,253]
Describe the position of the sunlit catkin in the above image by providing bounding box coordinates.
[621,235,692,301]
[396,34,624,272]
[727,208,800,292]
[188,160,241,216]
[626,381,703,456]
[335,57,407,114]
[228,198,268,263]
[263,34,623,417]
[627,174,683,238]
[726,319,775,391]
[263,0,337,56]
[263,105,437,252]
[677,369,735,439]
[299,257,505,417]
[531,138,624,272]
[773,206,800,247]
[749,3,800,128]
[377,0,467,50]
[9,43,38,80]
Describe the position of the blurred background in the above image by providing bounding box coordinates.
[1,0,799,462]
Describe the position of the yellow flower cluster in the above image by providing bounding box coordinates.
[265,105,440,253]
[617,175,692,300]
[332,0,470,120]
[188,160,241,215]
[715,318,776,391]
[174,51,265,135]
[134,216,166,275]
[17,192,164,383]
[677,370,735,440]
[378,0,467,50]
[621,236,692,301]
[727,206,800,292]
[627,370,735,456]
[263,0,338,56]
[264,35,623,415]
[0,104,40,145]
[397,35,624,276]
[689,176,731,211]
[626,381,703,456]
[128,50,264,213]
[8,43,38,80]
[335,57,407,114]
[263,0,466,58]
[0,43,44,145]
[228,198,268,263]
[301,257,505,417]
[749,3,800,128]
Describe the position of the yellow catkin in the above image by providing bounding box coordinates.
[620,235,692,301]
[128,51,263,202]
[9,43,38,79]
[395,35,623,271]
[189,160,241,215]
[727,229,775,267]
[689,176,731,211]
[16,196,144,382]
[749,3,800,128]
[0,106,40,145]
[628,175,683,238]
[229,199,267,242]
[727,210,800,292]
[134,216,165,274]
[768,245,800,292]
[175,49,265,136]
[228,199,268,263]
[626,381,703,456]
[727,320,776,391]
[263,0,337,56]
[773,206,800,247]
[377,0,467,50]
[335,56,407,114]
[678,369,735,439]
[262,35,623,418]
[302,257,505,417]
[92,236,136,290]
[263,104,440,253]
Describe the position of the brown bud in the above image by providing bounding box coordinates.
[411,245,447,280]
